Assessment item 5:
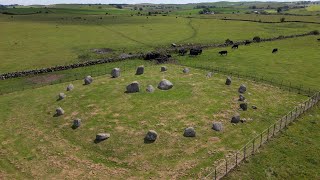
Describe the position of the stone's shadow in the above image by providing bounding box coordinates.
[144,138,155,144]
[71,125,79,130]
[94,139,106,144]
[53,113,60,117]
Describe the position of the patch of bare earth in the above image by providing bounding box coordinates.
[91,48,114,54]
[27,74,64,84]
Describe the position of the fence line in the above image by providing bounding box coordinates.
[203,91,320,180]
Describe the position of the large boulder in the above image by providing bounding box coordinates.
[144,130,158,142]
[66,84,74,91]
[184,127,196,137]
[56,107,64,116]
[126,81,140,93]
[58,93,66,100]
[136,65,144,75]
[231,114,240,123]
[158,79,173,90]
[146,85,155,93]
[161,66,167,72]
[240,103,248,111]
[225,77,232,85]
[84,76,93,85]
[111,68,120,78]
[212,122,223,131]
[96,133,110,141]
[183,68,190,74]
[73,118,81,128]
[238,84,247,93]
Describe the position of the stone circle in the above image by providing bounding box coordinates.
[184,127,196,137]
[96,133,110,141]
[238,84,247,93]
[183,68,190,74]
[231,114,240,123]
[225,77,232,85]
[56,107,64,116]
[146,85,155,93]
[126,81,140,93]
[212,122,223,131]
[161,66,167,72]
[157,79,173,90]
[240,103,248,111]
[144,130,158,142]
[84,76,93,85]
[58,93,66,100]
[73,118,81,128]
[111,68,120,78]
[66,84,74,91]
[136,65,144,75]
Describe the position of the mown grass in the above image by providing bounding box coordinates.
[0,64,305,179]
[177,35,320,90]
[224,105,320,179]
[1,14,319,73]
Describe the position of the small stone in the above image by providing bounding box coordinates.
[84,76,93,85]
[183,68,190,74]
[240,103,248,111]
[238,84,247,93]
[212,122,223,131]
[225,77,231,85]
[252,105,257,109]
[144,130,158,142]
[161,66,167,72]
[56,107,64,116]
[146,85,155,93]
[206,72,213,78]
[158,79,173,90]
[126,81,140,93]
[184,127,196,137]
[239,94,245,101]
[96,133,110,141]
[111,68,120,78]
[73,118,81,128]
[58,93,66,100]
[231,114,240,123]
[66,84,74,91]
[136,65,144,75]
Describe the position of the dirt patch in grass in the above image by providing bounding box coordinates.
[27,74,64,85]
[91,48,114,54]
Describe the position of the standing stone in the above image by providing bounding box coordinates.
[240,103,248,111]
[136,65,144,75]
[96,133,110,141]
[84,76,93,85]
[56,107,64,116]
[183,68,190,74]
[126,81,140,93]
[212,122,223,131]
[73,118,81,128]
[161,66,167,72]
[184,127,196,137]
[66,84,74,91]
[58,93,66,100]
[252,105,258,109]
[239,94,245,101]
[238,84,247,93]
[225,77,232,85]
[158,79,173,90]
[146,85,155,93]
[231,114,240,123]
[144,130,158,142]
[206,72,213,78]
[111,68,120,78]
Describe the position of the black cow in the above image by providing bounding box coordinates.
[232,44,238,49]
[219,50,228,56]
[317,38,320,41]
[178,48,187,56]
[272,48,278,53]
[190,48,202,56]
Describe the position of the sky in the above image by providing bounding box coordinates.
[0,0,310,5]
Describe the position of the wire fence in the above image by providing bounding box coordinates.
[203,91,320,180]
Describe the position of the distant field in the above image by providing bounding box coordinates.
[0,64,305,179]
[1,14,319,73]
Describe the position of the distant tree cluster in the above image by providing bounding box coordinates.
[199,8,213,14]
[194,5,215,9]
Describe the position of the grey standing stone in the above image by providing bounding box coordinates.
[58,93,66,100]
[231,114,240,123]
[136,65,144,75]
[240,103,248,111]
[184,127,196,137]
[212,122,223,131]
[66,84,74,91]
[84,76,93,85]
[252,105,258,109]
[239,94,245,101]
[158,79,173,90]
[126,81,140,93]
[206,72,213,78]
[144,130,158,142]
[73,118,81,128]
[96,133,110,141]
[183,68,190,74]
[146,85,155,93]
[238,84,247,93]
[161,66,167,72]
[56,107,64,116]
[111,68,120,78]
[225,77,232,85]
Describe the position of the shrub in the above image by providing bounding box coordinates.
[253,36,261,42]
[280,17,285,22]
[225,39,233,45]
[310,30,319,35]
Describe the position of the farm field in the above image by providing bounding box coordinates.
[0,64,306,178]
[1,14,319,73]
